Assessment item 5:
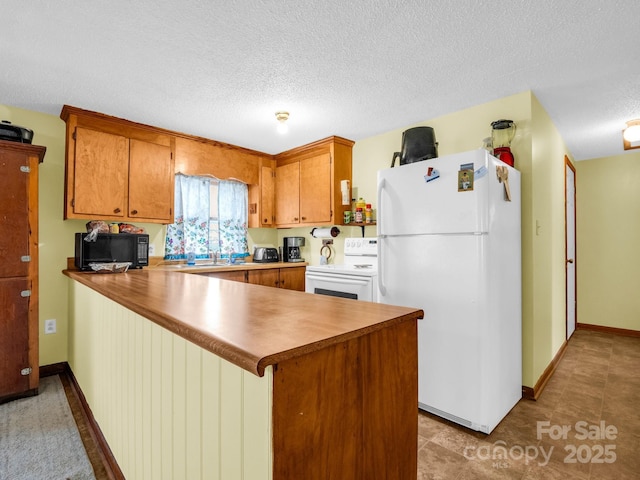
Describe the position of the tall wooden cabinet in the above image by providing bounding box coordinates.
[0,140,45,403]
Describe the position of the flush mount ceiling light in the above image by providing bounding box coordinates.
[623,119,640,150]
[275,111,289,134]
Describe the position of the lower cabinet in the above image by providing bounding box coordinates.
[248,269,280,288]
[201,270,247,283]
[278,267,306,291]
[199,266,305,291]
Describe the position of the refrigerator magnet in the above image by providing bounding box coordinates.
[458,169,474,192]
[424,167,440,183]
[496,166,512,201]
[474,165,488,179]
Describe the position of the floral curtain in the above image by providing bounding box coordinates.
[164,174,210,260]
[218,180,249,259]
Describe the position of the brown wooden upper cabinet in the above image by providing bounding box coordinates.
[274,136,353,228]
[60,106,352,229]
[248,164,276,228]
[61,105,175,224]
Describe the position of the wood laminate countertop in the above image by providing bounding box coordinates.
[64,269,423,377]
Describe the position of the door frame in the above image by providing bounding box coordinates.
[565,156,577,339]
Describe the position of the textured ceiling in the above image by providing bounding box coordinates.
[2,1,640,160]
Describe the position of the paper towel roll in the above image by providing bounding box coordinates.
[310,227,340,238]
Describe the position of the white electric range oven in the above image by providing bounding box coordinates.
[305,237,378,302]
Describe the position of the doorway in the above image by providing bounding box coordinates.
[565,157,577,339]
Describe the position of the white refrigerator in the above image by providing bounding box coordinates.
[377,149,521,434]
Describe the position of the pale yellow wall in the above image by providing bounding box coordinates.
[576,151,640,330]
[528,96,572,386]
[1,104,168,365]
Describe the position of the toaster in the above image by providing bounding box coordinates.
[253,247,279,263]
[0,120,34,144]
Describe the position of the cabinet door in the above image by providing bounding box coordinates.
[279,267,306,291]
[275,162,300,225]
[261,166,275,226]
[73,127,128,217]
[300,152,331,224]
[0,278,30,399]
[0,149,30,277]
[129,139,174,222]
[247,269,280,288]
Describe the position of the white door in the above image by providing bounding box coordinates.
[566,158,577,339]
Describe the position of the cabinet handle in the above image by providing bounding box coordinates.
[131,209,138,215]
[263,218,268,223]
[294,217,299,221]
[114,207,121,214]
[301,216,306,221]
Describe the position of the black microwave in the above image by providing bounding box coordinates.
[75,233,149,271]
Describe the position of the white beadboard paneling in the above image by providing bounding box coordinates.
[68,281,273,480]
[201,349,221,478]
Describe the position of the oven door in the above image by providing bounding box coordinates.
[305,271,375,302]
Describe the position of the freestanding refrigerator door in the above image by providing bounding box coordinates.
[377,149,492,236]
[378,233,487,429]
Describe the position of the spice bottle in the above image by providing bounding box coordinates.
[365,204,372,224]
[355,207,363,223]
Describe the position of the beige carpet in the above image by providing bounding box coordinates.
[0,375,95,480]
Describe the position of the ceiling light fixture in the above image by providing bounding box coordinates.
[623,119,640,150]
[275,111,289,134]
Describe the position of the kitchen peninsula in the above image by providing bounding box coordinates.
[64,268,423,479]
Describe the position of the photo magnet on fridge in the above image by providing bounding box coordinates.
[458,169,474,192]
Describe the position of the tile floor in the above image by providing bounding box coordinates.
[416,329,640,479]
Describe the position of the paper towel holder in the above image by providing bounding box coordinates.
[310,226,341,238]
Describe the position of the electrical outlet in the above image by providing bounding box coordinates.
[44,319,57,334]
[148,244,155,256]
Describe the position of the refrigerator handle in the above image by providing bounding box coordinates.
[377,178,387,296]
[377,178,385,235]
[378,235,387,296]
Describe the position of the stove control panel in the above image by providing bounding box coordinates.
[344,237,378,257]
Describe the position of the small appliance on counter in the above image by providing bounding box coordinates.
[283,236,305,262]
[253,246,279,263]
[0,120,34,144]
[75,232,149,271]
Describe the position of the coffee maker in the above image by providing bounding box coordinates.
[283,237,305,262]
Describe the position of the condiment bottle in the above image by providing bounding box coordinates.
[365,204,372,223]
[355,207,363,223]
